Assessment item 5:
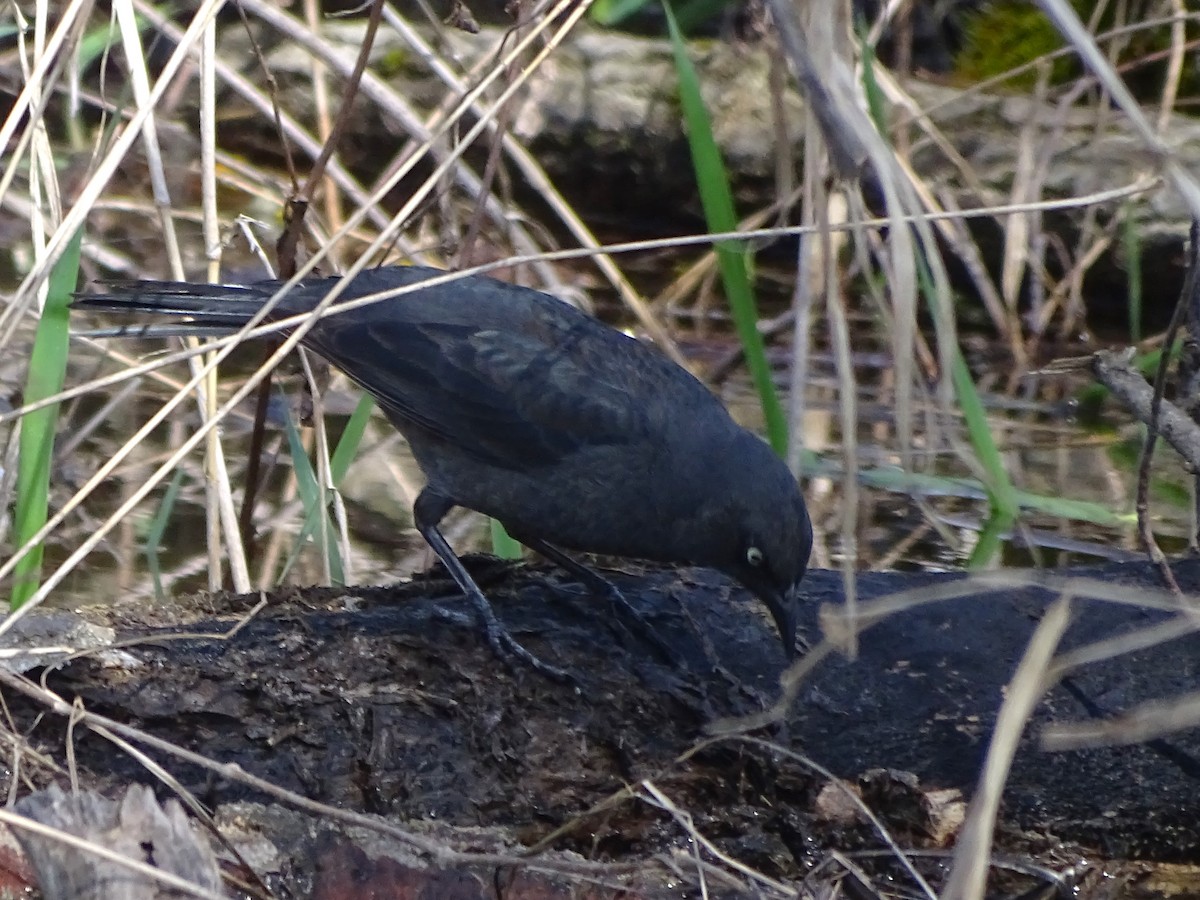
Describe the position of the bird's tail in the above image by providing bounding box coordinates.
[72,280,277,337]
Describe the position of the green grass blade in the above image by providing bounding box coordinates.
[592,0,650,26]
[664,2,787,456]
[1015,490,1133,527]
[859,24,888,132]
[910,249,1018,564]
[950,351,1018,521]
[11,229,82,609]
[841,464,1130,527]
[144,468,186,602]
[595,0,727,29]
[328,394,519,559]
[967,510,1014,567]
[867,22,1019,563]
[330,394,374,484]
[490,519,523,560]
[283,409,344,585]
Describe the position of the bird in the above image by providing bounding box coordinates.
[74,265,812,678]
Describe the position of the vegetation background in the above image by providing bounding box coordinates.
[1,0,1200,895]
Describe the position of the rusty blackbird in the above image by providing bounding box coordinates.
[75,266,812,676]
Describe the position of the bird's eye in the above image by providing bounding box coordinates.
[746,546,765,567]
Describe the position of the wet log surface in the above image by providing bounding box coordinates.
[6,557,1200,896]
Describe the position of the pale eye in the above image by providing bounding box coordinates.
[746,546,765,567]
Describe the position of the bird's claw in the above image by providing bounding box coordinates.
[483,620,576,685]
[466,585,575,684]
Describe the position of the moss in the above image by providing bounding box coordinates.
[954,0,1200,102]
[955,1,1080,88]
[374,47,411,78]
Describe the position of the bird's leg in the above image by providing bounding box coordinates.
[413,491,572,683]
[523,538,682,666]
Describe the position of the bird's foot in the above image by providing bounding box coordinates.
[467,588,575,684]
[416,516,575,684]
[483,619,575,684]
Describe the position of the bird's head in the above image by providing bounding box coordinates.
[695,431,812,659]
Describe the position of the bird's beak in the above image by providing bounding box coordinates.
[758,582,799,660]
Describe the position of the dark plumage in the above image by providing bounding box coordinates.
[75,266,812,676]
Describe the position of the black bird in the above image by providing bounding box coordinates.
[75,266,812,676]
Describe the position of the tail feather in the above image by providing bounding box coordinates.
[72,280,277,333]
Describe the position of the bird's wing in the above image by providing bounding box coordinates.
[302,304,653,469]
